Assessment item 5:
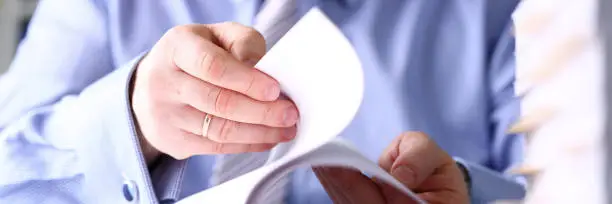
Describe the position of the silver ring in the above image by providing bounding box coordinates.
[202,114,213,137]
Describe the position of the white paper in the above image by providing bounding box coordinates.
[177,7,423,204]
[178,140,424,204]
[259,8,365,163]
[293,139,424,202]
[242,139,424,204]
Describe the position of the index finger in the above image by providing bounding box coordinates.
[168,25,280,101]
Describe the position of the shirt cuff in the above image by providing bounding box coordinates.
[453,157,526,203]
[68,53,157,203]
[71,53,188,203]
[150,155,188,203]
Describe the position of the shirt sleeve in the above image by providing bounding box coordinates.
[453,3,527,202]
[0,0,183,203]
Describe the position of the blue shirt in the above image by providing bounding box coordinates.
[0,0,526,203]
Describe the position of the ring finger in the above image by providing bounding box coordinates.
[173,129,277,156]
[170,104,296,144]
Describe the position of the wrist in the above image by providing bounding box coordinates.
[129,62,161,166]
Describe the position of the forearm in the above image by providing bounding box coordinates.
[0,57,183,203]
[0,0,190,201]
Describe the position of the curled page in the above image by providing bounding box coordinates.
[259,7,364,163]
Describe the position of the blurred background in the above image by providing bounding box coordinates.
[0,0,37,75]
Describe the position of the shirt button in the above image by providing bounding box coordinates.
[122,180,138,202]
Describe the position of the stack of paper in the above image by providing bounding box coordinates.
[508,0,606,203]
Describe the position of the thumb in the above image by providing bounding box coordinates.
[378,132,453,189]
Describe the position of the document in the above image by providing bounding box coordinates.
[176,7,424,204]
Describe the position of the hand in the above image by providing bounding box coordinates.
[313,132,469,204]
[130,22,299,163]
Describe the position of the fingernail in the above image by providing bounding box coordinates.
[283,107,299,126]
[264,84,280,101]
[391,166,416,186]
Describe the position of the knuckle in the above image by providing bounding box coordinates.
[212,142,225,153]
[205,85,221,109]
[214,89,234,116]
[215,119,234,142]
[243,73,257,94]
[200,51,227,80]
[178,77,210,110]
